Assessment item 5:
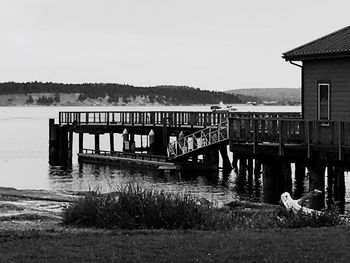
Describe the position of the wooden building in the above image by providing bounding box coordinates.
[283,25,350,121]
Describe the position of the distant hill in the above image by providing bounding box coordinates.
[225,88,301,105]
[0,82,247,106]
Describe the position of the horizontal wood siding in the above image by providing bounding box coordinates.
[304,58,350,121]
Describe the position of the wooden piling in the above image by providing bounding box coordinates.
[49,119,59,165]
[109,133,114,152]
[78,133,84,153]
[219,145,232,171]
[254,159,261,195]
[307,160,326,210]
[67,130,73,166]
[58,126,68,166]
[94,134,100,154]
[123,129,129,152]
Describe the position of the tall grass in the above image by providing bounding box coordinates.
[63,184,221,230]
[62,184,345,230]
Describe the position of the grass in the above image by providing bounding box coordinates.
[62,184,346,230]
[0,226,350,262]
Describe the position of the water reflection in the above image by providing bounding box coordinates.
[233,159,262,202]
[47,163,241,205]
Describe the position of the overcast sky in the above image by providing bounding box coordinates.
[1,0,349,91]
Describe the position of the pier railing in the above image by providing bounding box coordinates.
[59,111,301,128]
[230,117,350,158]
[167,121,229,158]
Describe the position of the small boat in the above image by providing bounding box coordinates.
[210,101,237,112]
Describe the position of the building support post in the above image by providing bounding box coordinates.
[294,162,305,199]
[262,160,282,204]
[281,161,292,194]
[327,165,334,207]
[334,166,345,214]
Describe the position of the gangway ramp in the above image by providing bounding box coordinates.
[167,121,229,160]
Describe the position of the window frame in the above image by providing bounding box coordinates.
[317,82,330,121]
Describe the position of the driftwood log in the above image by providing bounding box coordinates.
[280,190,322,214]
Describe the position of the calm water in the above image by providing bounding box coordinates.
[0,105,348,208]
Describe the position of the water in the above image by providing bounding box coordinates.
[1,105,348,208]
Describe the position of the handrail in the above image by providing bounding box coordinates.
[81,148,170,162]
[58,111,301,127]
[167,121,229,158]
[229,118,350,159]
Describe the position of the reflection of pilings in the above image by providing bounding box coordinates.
[232,152,238,172]
[236,158,247,194]
[219,145,232,171]
[254,159,261,196]
[247,158,253,195]
[294,162,305,199]
[334,166,345,214]
[327,165,334,207]
[307,160,325,210]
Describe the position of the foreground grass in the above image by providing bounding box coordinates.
[0,226,349,262]
[62,184,345,230]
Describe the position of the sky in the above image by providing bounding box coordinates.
[1,0,349,91]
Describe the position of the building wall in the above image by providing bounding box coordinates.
[303,58,350,121]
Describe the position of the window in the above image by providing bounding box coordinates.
[318,83,330,120]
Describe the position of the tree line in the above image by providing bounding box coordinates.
[0,82,244,105]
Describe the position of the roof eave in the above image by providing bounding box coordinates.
[283,51,350,62]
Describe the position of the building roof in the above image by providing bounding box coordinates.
[283,25,350,61]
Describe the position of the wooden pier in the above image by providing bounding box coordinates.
[49,110,347,211]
